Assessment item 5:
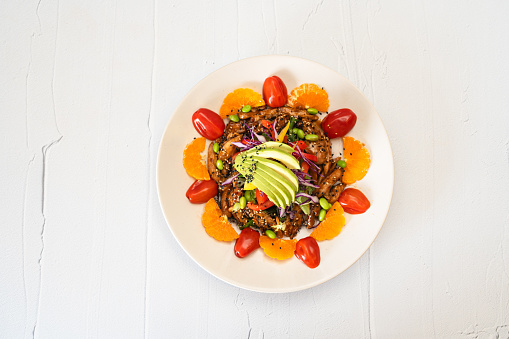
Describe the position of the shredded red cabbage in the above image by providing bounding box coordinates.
[222,173,240,186]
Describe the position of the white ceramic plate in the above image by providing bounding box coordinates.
[157,55,394,293]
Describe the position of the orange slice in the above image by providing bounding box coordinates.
[342,136,370,184]
[183,137,210,180]
[201,199,239,241]
[219,88,265,118]
[287,83,329,112]
[259,236,297,260]
[310,202,345,241]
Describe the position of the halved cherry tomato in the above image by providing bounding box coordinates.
[321,108,357,139]
[234,228,261,258]
[263,76,288,107]
[247,200,274,211]
[192,108,225,140]
[295,237,321,268]
[186,179,218,204]
[256,189,268,204]
[301,152,318,162]
[338,188,370,214]
[294,140,307,150]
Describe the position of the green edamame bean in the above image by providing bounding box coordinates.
[318,209,327,221]
[232,202,241,212]
[305,134,319,141]
[265,229,276,239]
[307,108,318,115]
[297,129,305,139]
[213,142,220,153]
[292,128,300,135]
[239,196,247,209]
[242,105,251,113]
[216,159,223,170]
[337,160,347,168]
[229,114,240,122]
[319,197,331,210]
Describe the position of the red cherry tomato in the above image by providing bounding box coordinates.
[321,108,357,139]
[256,189,268,204]
[295,237,321,268]
[338,188,371,214]
[263,76,288,107]
[192,108,225,140]
[186,180,218,204]
[234,228,261,258]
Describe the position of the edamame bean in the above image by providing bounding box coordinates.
[319,197,331,210]
[232,202,241,212]
[305,134,319,141]
[297,129,305,139]
[213,142,220,153]
[242,105,251,113]
[307,108,318,115]
[292,128,300,135]
[265,229,276,239]
[318,209,327,221]
[229,114,240,122]
[216,159,224,170]
[337,160,347,168]
[239,196,247,209]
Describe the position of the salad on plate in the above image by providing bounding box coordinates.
[183,75,371,269]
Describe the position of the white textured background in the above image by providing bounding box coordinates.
[2,0,509,338]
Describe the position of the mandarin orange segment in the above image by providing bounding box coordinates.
[183,137,210,180]
[259,236,297,260]
[342,136,371,184]
[310,202,345,241]
[287,83,329,112]
[201,198,239,241]
[219,88,265,118]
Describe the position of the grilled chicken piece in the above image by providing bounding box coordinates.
[325,184,345,204]
[218,134,242,162]
[252,211,276,231]
[306,204,321,229]
[315,167,344,198]
[220,185,233,217]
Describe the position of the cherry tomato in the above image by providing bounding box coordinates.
[321,108,357,139]
[263,76,288,107]
[295,237,321,268]
[234,228,261,258]
[247,200,274,211]
[192,108,225,140]
[186,180,218,204]
[338,188,371,214]
[256,189,268,204]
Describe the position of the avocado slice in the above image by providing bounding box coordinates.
[245,141,294,154]
[251,175,285,207]
[255,163,295,204]
[243,148,300,170]
[249,157,299,192]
